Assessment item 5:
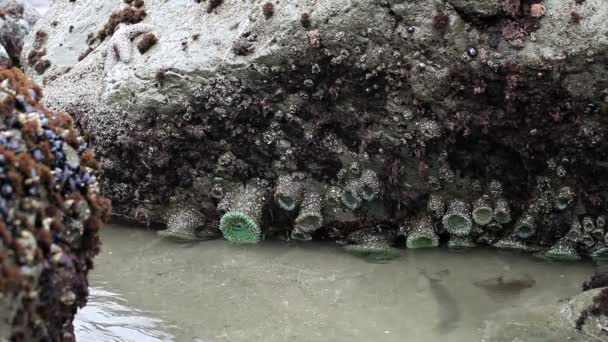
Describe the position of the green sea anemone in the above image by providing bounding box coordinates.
[544,237,581,261]
[486,221,503,232]
[158,205,216,242]
[493,198,511,224]
[274,174,302,211]
[340,181,362,210]
[582,216,596,233]
[566,218,584,243]
[343,243,401,262]
[472,196,493,226]
[494,234,536,252]
[218,179,267,244]
[447,235,476,249]
[442,199,472,237]
[514,213,536,239]
[591,244,608,261]
[406,216,439,249]
[555,186,574,211]
[476,232,498,245]
[219,211,261,244]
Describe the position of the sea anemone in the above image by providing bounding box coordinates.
[544,236,581,261]
[219,211,261,244]
[406,216,439,249]
[218,180,267,244]
[158,205,217,241]
[344,226,400,261]
[447,235,476,249]
[340,180,362,210]
[514,213,536,239]
[343,244,401,262]
[274,174,302,211]
[442,199,472,236]
[427,193,445,218]
[291,191,323,240]
[493,198,512,224]
[493,234,532,252]
[472,195,493,226]
[555,186,575,210]
[359,169,380,201]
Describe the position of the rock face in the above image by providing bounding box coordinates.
[20,1,608,253]
[0,0,41,68]
[0,68,111,341]
[481,287,608,341]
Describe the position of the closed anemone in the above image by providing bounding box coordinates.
[341,188,361,210]
[361,185,375,201]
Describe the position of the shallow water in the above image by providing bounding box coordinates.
[75,224,598,342]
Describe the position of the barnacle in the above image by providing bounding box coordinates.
[447,235,476,249]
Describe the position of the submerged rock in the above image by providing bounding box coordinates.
[19,0,608,258]
[0,68,110,341]
[482,287,608,341]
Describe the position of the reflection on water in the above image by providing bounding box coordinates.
[75,286,174,342]
[74,224,597,342]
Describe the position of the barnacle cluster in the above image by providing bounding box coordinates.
[32,0,607,268]
[0,68,110,341]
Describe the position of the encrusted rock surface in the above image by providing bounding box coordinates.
[0,68,110,341]
[481,286,608,341]
[0,0,41,68]
[20,0,608,256]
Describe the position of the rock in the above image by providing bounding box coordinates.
[0,0,41,67]
[20,0,608,252]
[0,68,111,340]
[481,287,608,341]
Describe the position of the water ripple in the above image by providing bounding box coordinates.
[75,286,175,342]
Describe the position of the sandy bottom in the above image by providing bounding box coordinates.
[75,224,598,342]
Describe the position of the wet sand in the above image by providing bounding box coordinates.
[76,224,596,342]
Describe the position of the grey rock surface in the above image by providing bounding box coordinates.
[0,0,40,67]
[481,287,608,341]
[20,0,608,253]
